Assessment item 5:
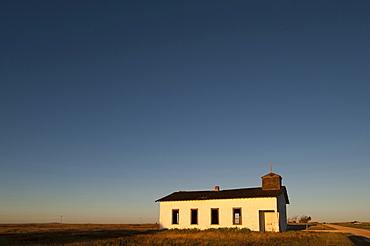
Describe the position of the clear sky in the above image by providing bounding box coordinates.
[1,0,369,224]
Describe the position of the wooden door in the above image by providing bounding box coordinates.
[264,212,275,232]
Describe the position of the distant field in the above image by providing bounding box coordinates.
[334,222,370,231]
[0,223,364,246]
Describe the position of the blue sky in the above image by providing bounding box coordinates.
[1,0,369,223]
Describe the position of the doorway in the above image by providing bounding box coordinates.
[259,211,278,232]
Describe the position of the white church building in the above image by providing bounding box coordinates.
[155,172,289,232]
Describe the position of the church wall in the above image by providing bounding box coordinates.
[159,197,279,231]
[277,194,288,231]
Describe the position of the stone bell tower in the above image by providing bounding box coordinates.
[261,163,282,190]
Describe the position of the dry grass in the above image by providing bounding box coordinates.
[0,223,362,246]
[307,223,337,230]
[0,223,156,234]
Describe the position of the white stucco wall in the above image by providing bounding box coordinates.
[159,197,281,231]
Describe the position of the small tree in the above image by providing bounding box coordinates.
[288,215,299,223]
[299,215,312,223]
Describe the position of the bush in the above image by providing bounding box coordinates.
[299,216,312,223]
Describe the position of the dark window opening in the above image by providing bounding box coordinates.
[233,208,242,225]
[172,209,179,224]
[191,209,198,224]
[211,208,219,225]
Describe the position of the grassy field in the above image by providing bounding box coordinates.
[307,223,337,230]
[334,222,370,231]
[0,223,366,246]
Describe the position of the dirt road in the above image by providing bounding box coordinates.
[327,224,370,243]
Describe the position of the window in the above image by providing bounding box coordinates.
[172,209,179,224]
[211,208,219,225]
[233,208,242,225]
[191,209,198,225]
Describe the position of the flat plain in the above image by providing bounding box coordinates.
[0,223,368,246]
[334,223,370,231]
